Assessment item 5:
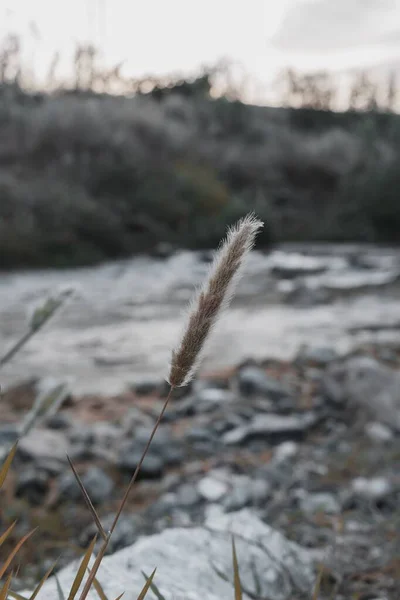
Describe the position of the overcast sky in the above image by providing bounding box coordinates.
[1,0,400,96]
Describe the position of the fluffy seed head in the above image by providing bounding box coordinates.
[167,213,263,387]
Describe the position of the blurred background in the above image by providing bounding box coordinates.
[1,5,400,595]
[1,0,400,392]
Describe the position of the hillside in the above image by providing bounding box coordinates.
[0,81,400,268]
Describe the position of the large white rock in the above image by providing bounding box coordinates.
[26,510,315,600]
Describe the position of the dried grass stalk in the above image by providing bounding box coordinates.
[167,213,263,387]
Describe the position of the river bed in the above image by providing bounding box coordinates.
[1,243,400,395]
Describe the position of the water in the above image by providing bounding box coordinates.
[1,244,400,395]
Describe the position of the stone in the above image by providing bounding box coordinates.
[295,345,338,367]
[27,510,315,600]
[197,476,228,502]
[80,514,140,555]
[16,469,49,505]
[117,443,165,480]
[323,356,400,430]
[237,366,290,399]
[223,413,317,446]
[57,472,81,502]
[251,479,271,505]
[194,387,235,410]
[300,493,341,515]
[175,484,201,508]
[351,477,393,501]
[81,467,114,504]
[18,429,69,464]
[130,377,163,396]
[365,422,394,443]
[44,413,72,430]
[223,477,252,511]
[273,441,299,463]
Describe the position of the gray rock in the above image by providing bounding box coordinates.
[117,443,165,480]
[81,514,140,555]
[130,377,163,396]
[28,510,315,600]
[18,429,69,464]
[237,366,290,399]
[223,413,317,446]
[365,422,394,443]
[197,476,228,502]
[323,356,400,430]
[16,469,49,505]
[273,441,299,463]
[81,467,114,504]
[296,345,338,366]
[351,477,393,501]
[175,484,201,508]
[300,493,341,515]
[44,413,72,430]
[223,477,252,511]
[194,387,235,410]
[251,479,272,505]
[57,472,81,502]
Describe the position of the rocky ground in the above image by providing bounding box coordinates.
[1,341,399,599]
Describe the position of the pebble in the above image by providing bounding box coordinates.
[365,422,394,443]
[197,476,228,502]
[237,366,290,399]
[300,492,341,515]
[351,477,393,501]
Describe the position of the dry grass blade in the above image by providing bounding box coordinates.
[112,595,124,600]
[67,456,107,541]
[89,571,108,600]
[232,537,242,600]
[0,528,37,579]
[0,572,13,600]
[141,572,166,600]
[312,564,325,600]
[29,560,58,600]
[136,569,156,600]
[67,536,97,600]
[7,588,27,600]
[78,388,174,600]
[0,521,17,547]
[55,573,66,600]
[0,443,17,489]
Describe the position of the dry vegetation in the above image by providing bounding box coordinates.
[0,73,400,268]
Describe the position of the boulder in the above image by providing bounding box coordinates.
[26,510,315,600]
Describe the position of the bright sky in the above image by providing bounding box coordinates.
[1,0,400,99]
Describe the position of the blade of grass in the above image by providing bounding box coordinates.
[29,560,58,600]
[0,528,37,579]
[312,564,324,600]
[0,443,18,488]
[141,572,166,600]
[88,571,107,600]
[78,388,174,600]
[55,573,66,600]
[232,537,242,600]
[67,536,97,600]
[0,572,13,600]
[136,569,156,600]
[67,456,107,541]
[0,521,17,547]
[113,595,124,600]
